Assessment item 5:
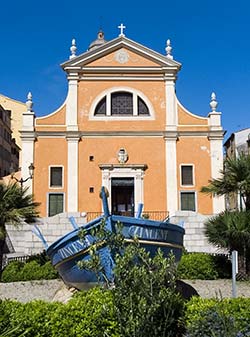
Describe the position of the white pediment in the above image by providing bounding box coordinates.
[61,36,181,71]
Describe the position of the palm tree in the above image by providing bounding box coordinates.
[0,182,40,278]
[201,153,250,211]
[204,210,250,277]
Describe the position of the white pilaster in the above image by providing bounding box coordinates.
[165,80,177,131]
[21,93,35,193]
[66,76,78,131]
[208,95,225,213]
[165,136,178,216]
[209,136,225,214]
[67,136,79,212]
[164,79,178,215]
[21,137,35,193]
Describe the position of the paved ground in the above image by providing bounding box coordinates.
[0,279,250,303]
[184,279,250,299]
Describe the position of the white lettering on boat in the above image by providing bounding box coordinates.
[58,236,92,259]
[128,226,168,241]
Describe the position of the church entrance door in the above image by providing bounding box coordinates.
[111,178,134,216]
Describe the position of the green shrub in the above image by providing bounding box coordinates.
[26,250,50,266]
[185,296,250,337]
[177,252,232,280]
[1,260,58,282]
[50,288,119,337]
[177,253,219,280]
[1,261,24,282]
[0,288,119,337]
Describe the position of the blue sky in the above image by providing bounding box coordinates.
[0,0,249,139]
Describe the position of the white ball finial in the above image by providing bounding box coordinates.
[70,38,77,59]
[166,39,173,59]
[26,92,33,112]
[210,92,218,112]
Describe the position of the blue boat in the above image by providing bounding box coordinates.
[34,187,185,290]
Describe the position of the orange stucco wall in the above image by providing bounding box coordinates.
[86,48,161,68]
[178,104,208,126]
[78,137,166,213]
[34,138,67,215]
[176,137,213,214]
[77,80,166,131]
[36,104,66,126]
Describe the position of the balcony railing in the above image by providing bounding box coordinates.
[86,211,169,223]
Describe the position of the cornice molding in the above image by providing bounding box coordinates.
[78,76,165,81]
[34,129,226,140]
[99,163,148,171]
[62,36,181,67]
[207,130,226,140]
[20,131,36,142]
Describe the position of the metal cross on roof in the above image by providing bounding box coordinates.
[118,23,126,37]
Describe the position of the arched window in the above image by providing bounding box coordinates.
[94,91,150,117]
[111,92,133,115]
[95,97,106,115]
[138,97,149,115]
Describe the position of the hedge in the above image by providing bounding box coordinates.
[185,296,250,337]
[0,287,119,337]
[1,290,250,337]
[177,252,231,280]
[1,260,58,282]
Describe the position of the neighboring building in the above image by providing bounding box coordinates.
[0,94,25,167]
[21,28,225,221]
[224,128,250,158]
[224,127,250,210]
[0,105,19,177]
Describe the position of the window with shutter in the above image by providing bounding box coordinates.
[181,165,193,185]
[48,193,64,216]
[50,167,63,187]
[180,192,196,211]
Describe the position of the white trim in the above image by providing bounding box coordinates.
[21,139,34,194]
[179,190,197,212]
[48,165,64,189]
[89,86,155,120]
[180,164,195,187]
[35,124,66,127]
[165,137,178,215]
[79,76,164,81]
[178,124,209,127]
[165,80,177,131]
[79,66,170,72]
[106,93,111,116]
[133,94,137,116]
[62,36,181,69]
[100,166,145,214]
[67,137,79,212]
[66,79,78,131]
[210,138,225,214]
[47,192,65,217]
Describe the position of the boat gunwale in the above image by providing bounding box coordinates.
[46,215,184,255]
[53,238,184,268]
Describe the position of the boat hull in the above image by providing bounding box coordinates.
[46,215,185,290]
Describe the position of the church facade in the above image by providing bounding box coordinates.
[21,27,225,220]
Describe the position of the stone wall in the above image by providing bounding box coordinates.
[6,212,88,257]
[5,210,222,258]
[170,211,223,254]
